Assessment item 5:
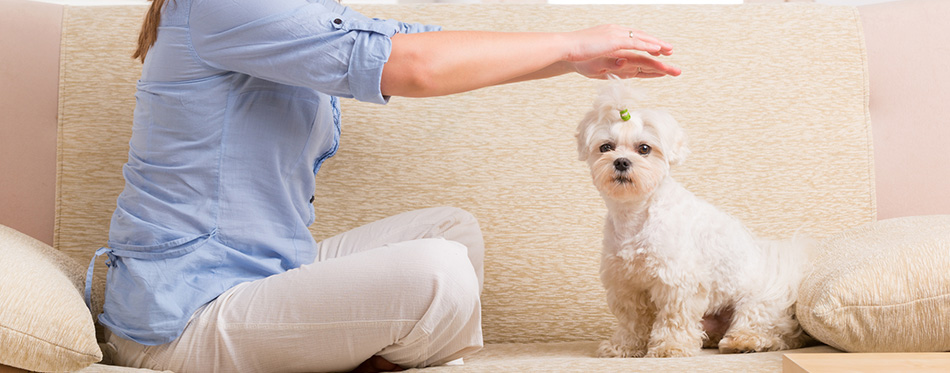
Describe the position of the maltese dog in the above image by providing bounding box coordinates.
[576,80,811,358]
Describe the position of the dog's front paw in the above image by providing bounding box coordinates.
[597,340,646,358]
[719,330,785,354]
[644,342,697,358]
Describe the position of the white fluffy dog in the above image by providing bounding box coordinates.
[576,80,810,358]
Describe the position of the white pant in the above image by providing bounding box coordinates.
[108,207,485,372]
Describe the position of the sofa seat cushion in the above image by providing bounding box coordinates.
[797,215,950,352]
[416,342,839,372]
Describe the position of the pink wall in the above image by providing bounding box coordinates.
[0,0,63,245]
[861,0,950,220]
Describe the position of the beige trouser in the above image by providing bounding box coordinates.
[108,207,485,373]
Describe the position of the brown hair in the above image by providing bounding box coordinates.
[132,0,171,62]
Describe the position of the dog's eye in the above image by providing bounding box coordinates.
[599,143,615,153]
[637,144,652,156]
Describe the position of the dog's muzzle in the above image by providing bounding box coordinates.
[613,158,634,184]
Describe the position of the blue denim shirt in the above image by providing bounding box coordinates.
[87,0,440,345]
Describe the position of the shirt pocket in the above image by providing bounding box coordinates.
[98,231,222,345]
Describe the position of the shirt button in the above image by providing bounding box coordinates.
[333,18,342,25]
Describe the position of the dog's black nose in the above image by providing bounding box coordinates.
[614,158,632,171]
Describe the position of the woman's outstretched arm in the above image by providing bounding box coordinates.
[381,25,681,98]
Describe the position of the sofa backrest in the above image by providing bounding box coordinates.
[55,3,873,344]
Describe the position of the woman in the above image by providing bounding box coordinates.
[92,0,681,371]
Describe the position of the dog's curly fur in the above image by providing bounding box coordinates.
[576,80,811,358]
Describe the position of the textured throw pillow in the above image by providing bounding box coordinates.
[797,215,950,352]
[0,224,102,371]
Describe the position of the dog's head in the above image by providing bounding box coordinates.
[575,80,689,202]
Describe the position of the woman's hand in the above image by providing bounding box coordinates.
[564,25,681,79]
[572,51,681,79]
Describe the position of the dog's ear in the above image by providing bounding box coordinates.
[575,111,597,162]
[667,126,689,166]
[644,110,690,166]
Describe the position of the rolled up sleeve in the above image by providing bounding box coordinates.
[189,0,440,104]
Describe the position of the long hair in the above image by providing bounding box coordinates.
[132,0,171,62]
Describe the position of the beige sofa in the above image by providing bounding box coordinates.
[2,0,949,372]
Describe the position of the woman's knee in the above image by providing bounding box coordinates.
[390,239,480,308]
[380,239,482,367]
[419,207,484,289]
